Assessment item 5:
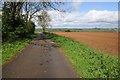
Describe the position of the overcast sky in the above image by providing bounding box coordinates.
[34,2,118,29]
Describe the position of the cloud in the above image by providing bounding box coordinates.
[33,10,118,28]
[84,10,117,23]
[70,2,82,10]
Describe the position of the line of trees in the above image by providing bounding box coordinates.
[2,1,64,41]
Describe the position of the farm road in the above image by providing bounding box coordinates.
[2,33,77,78]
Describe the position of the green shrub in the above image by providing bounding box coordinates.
[2,5,35,41]
[65,30,71,32]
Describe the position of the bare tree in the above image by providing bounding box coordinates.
[22,2,64,22]
[38,10,51,32]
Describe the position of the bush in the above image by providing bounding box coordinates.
[2,3,35,42]
[65,30,71,32]
[26,21,35,35]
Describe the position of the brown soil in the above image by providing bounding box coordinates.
[54,32,118,55]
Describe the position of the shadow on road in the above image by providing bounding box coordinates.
[37,32,48,40]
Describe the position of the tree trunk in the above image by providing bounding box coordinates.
[17,2,24,16]
[25,2,28,22]
[43,26,46,32]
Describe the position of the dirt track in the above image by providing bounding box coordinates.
[54,32,118,55]
[2,33,78,78]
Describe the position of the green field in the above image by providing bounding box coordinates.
[45,32,119,78]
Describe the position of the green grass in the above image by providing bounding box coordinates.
[45,32,119,78]
[1,34,37,64]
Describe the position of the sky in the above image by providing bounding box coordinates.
[34,2,118,29]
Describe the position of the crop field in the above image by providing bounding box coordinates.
[45,32,118,78]
[53,32,118,55]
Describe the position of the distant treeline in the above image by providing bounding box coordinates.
[35,28,118,32]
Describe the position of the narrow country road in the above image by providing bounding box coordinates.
[2,33,78,78]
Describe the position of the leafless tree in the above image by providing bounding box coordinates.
[38,10,51,32]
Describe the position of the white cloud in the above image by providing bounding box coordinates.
[70,2,82,10]
[84,10,117,23]
[33,10,118,28]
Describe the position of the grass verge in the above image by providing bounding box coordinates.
[1,34,37,64]
[45,32,119,78]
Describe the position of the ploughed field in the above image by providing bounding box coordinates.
[53,32,118,55]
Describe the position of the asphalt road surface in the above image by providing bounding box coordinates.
[2,33,78,78]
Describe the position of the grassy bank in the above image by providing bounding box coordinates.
[45,32,119,78]
[2,34,37,64]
